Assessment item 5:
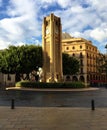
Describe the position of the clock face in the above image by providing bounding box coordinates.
[46,28,49,34]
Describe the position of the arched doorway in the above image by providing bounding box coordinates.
[66,75,71,81]
[72,76,78,81]
[79,76,85,82]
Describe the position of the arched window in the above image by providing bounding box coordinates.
[72,53,75,56]
[72,46,75,49]
[80,45,82,49]
[66,47,69,50]
[80,52,83,58]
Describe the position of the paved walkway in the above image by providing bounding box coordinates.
[0,106,107,130]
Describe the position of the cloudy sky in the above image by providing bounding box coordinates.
[0,0,107,53]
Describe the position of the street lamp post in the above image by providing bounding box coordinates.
[105,44,107,54]
[105,44,107,85]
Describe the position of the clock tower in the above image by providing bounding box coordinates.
[42,13,63,82]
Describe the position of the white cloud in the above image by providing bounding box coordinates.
[40,0,55,4]
[0,17,23,40]
[72,32,84,38]
[14,42,25,47]
[7,0,36,17]
[0,0,107,52]
[0,40,11,50]
[57,0,72,8]
[90,28,107,42]
[57,0,89,8]
[54,0,107,53]
[0,40,26,50]
[89,0,107,11]
[0,0,41,43]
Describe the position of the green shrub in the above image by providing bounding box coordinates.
[15,81,85,88]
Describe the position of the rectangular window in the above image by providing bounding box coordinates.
[80,68,83,74]
[7,74,11,81]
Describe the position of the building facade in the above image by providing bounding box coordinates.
[0,73,15,88]
[62,33,107,86]
[42,13,63,82]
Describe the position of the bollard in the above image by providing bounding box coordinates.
[91,99,95,110]
[11,99,15,109]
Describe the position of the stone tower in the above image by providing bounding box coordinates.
[42,13,63,82]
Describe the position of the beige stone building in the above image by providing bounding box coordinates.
[62,32,106,86]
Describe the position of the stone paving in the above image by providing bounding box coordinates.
[0,106,107,130]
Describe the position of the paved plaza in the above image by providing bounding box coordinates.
[0,87,107,129]
[0,106,107,130]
